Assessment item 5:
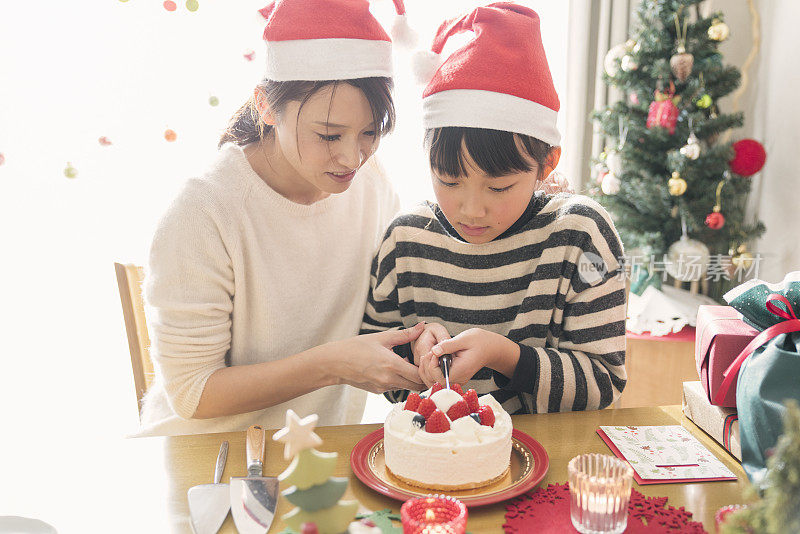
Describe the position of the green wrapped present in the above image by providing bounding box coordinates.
[721,272,800,485]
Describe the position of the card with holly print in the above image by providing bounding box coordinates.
[597,425,737,484]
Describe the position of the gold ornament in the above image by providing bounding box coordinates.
[732,251,755,270]
[731,244,755,270]
[64,162,78,179]
[668,171,687,196]
[708,19,730,42]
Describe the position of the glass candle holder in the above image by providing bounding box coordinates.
[568,453,633,534]
[400,495,468,534]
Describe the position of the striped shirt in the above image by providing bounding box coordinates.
[361,193,627,414]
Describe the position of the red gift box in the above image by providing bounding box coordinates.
[695,305,759,407]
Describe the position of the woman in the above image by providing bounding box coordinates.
[139,0,424,436]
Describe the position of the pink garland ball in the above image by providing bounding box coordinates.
[730,138,766,176]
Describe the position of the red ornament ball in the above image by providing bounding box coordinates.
[705,211,726,230]
[163,1,177,11]
[729,138,766,176]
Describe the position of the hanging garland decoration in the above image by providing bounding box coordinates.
[705,179,727,230]
[64,162,78,179]
[670,11,694,82]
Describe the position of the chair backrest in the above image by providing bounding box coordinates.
[114,262,154,415]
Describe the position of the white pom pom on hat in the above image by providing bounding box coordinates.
[389,0,418,49]
[411,49,444,85]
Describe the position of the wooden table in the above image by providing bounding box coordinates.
[156,406,746,533]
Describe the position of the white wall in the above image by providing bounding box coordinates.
[709,0,800,282]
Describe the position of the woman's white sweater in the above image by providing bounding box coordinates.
[138,143,399,436]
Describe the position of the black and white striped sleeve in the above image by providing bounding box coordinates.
[498,206,627,412]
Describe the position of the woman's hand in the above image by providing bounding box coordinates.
[332,324,427,393]
[418,328,520,388]
[410,322,451,365]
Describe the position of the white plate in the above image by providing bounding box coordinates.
[0,517,57,534]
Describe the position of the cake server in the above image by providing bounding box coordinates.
[187,440,230,534]
[230,425,279,534]
[440,354,453,389]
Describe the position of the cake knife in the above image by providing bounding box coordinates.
[439,354,453,389]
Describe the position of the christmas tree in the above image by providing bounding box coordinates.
[273,409,358,534]
[720,401,800,533]
[591,0,766,301]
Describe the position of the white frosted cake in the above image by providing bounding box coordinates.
[383,383,513,490]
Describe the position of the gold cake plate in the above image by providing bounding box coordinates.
[350,428,549,507]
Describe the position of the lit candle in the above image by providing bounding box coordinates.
[400,495,467,534]
[568,454,633,534]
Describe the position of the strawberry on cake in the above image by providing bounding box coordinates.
[383,383,513,490]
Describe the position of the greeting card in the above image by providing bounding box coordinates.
[598,425,737,484]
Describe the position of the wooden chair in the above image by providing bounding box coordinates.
[114,262,154,416]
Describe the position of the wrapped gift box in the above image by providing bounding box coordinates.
[682,381,741,461]
[695,305,759,407]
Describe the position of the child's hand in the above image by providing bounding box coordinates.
[418,328,519,387]
[410,322,451,365]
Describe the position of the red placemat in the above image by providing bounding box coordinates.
[503,482,707,533]
[626,325,696,342]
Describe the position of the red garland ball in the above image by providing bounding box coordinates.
[705,212,726,230]
[729,138,766,176]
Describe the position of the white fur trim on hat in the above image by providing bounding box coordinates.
[422,89,561,145]
[391,14,418,49]
[411,49,443,85]
[265,38,393,81]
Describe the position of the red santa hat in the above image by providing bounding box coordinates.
[413,2,560,146]
[258,0,414,81]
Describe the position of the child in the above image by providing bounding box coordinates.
[362,3,627,414]
[140,0,426,436]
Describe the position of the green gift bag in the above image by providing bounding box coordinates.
[714,273,800,486]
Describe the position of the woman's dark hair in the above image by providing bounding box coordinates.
[425,127,553,178]
[218,77,394,148]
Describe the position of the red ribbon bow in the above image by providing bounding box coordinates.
[713,294,800,405]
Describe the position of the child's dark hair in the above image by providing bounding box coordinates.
[425,127,553,178]
[219,77,395,148]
